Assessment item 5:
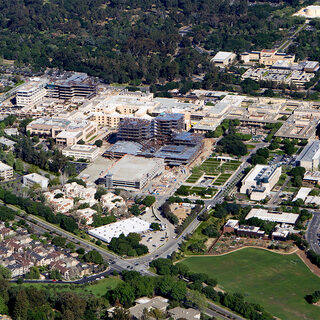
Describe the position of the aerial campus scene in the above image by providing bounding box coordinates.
[2,1,320,320]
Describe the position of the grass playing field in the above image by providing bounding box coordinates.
[179,248,320,320]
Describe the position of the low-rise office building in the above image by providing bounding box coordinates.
[62,144,100,161]
[23,173,49,190]
[245,208,299,225]
[240,164,281,200]
[0,162,13,181]
[303,170,320,184]
[88,217,150,243]
[27,118,98,146]
[223,219,239,233]
[236,225,265,238]
[240,49,295,66]
[210,51,236,68]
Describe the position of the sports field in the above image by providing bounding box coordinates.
[179,248,320,320]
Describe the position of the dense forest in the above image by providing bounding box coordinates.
[0,0,304,84]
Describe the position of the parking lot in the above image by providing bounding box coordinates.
[139,208,168,253]
[78,155,114,183]
[269,154,294,166]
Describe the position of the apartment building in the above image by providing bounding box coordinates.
[0,162,13,181]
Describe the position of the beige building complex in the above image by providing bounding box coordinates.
[241,49,295,66]
[26,118,98,146]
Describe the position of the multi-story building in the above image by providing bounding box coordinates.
[0,162,13,181]
[100,155,165,190]
[117,118,153,141]
[23,173,49,190]
[154,113,184,141]
[240,164,281,200]
[16,81,47,107]
[26,118,98,146]
[240,49,295,66]
[46,73,96,100]
[296,140,320,170]
[62,144,100,161]
[62,182,96,200]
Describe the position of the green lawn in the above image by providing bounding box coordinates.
[179,248,320,320]
[12,277,122,297]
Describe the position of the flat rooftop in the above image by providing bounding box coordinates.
[64,144,99,152]
[155,113,184,121]
[28,118,93,130]
[105,141,143,156]
[212,51,234,61]
[106,155,164,182]
[23,173,49,183]
[296,140,320,162]
[246,208,299,224]
[153,144,201,161]
[88,217,150,242]
[0,161,12,171]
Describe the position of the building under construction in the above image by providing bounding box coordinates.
[117,118,153,142]
[154,113,184,141]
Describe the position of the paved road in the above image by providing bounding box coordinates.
[206,301,246,320]
[277,22,308,53]
[0,82,25,104]
[306,212,320,255]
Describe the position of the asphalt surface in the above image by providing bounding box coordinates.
[306,212,320,255]
[206,301,246,320]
